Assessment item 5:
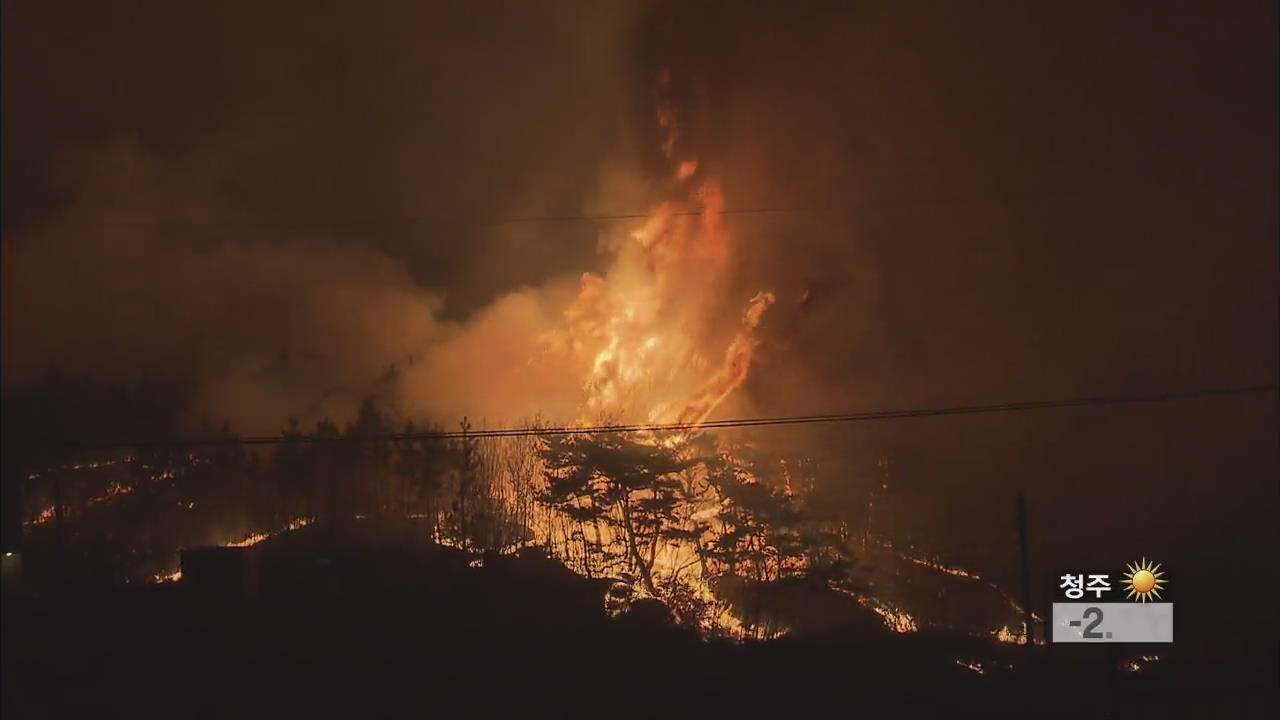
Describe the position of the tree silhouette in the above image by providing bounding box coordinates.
[538,432,689,595]
[273,417,306,520]
[450,417,480,550]
[310,417,340,524]
[395,420,422,521]
[699,445,860,637]
[345,397,392,518]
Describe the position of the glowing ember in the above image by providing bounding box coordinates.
[859,597,919,633]
[151,569,183,584]
[992,624,1045,646]
[906,555,983,581]
[225,532,271,548]
[1122,655,1161,673]
[225,517,312,547]
[24,505,56,527]
[886,542,1046,638]
[23,456,184,527]
[88,482,134,505]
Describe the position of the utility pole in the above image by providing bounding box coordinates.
[1016,492,1034,645]
[329,440,338,548]
[865,457,890,552]
[54,474,65,551]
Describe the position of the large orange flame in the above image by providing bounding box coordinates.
[542,71,773,428]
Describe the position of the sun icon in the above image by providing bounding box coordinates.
[1122,558,1167,603]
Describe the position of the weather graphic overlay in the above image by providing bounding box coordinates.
[1121,558,1168,603]
[1051,559,1174,643]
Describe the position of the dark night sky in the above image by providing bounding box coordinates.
[3,1,1277,644]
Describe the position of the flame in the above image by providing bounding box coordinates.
[1123,655,1161,673]
[23,456,174,527]
[501,67,781,638]
[224,517,312,548]
[905,554,983,581]
[859,597,919,633]
[225,532,271,548]
[657,103,679,160]
[147,516,314,584]
[151,569,182,584]
[539,72,773,431]
[674,291,776,427]
[24,482,135,527]
[25,506,56,527]
[88,482,134,505]
[994,625,1026,645]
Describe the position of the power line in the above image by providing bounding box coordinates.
[31,206,820,232]
[486,207,814,226]
[41,383,1276,450]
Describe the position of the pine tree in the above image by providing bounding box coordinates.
[311,417,340,524]
[538,432,688,595]
[452,417,480,550]
[274,417,305,519]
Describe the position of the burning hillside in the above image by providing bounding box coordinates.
[10,66,1031,644]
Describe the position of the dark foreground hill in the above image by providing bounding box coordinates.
[3,521,1275,719]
